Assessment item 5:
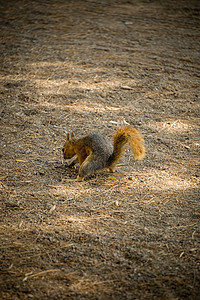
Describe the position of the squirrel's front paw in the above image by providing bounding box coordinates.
[68,162,76,168]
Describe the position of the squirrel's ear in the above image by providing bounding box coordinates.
[71,132,75,139]
[67,133,70,141]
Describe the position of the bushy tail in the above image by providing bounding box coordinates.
[124,126,145,160]
[108,126,145,169]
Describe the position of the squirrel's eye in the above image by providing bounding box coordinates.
[62,148,64,153]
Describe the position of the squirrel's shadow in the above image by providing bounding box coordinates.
[55,162,111,181]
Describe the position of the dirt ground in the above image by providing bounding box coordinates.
[0,0,199,299]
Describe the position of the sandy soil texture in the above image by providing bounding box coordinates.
[0,0,199,299]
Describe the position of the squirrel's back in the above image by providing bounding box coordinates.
[82,133,113,162]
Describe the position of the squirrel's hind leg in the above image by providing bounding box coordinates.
[108,166,116,173]
[78,154,105,179]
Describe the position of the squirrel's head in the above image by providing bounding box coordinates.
[63,132,76,159]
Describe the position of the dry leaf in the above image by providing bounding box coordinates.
[49,205,56,213]
[115,200,119,207]
[108,177,117,181]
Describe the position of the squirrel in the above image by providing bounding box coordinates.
[62,126,145,181]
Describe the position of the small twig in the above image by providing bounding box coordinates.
[23,269,60,281]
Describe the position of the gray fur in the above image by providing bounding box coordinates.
[79,133,113,176]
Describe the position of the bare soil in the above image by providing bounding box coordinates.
[0,0,199,299]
